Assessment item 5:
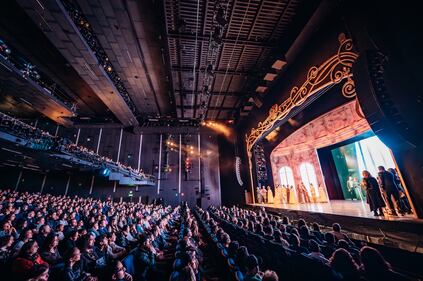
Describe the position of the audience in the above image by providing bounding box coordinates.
[0,190,416,281]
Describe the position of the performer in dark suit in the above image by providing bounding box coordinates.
[361,170,385,216]
[378,166,403,215]
[388,168,413,214]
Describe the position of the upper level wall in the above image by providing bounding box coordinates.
[0,126,221,207]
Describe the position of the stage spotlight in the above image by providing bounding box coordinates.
[100,168,110,177]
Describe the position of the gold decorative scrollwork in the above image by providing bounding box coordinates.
[246,34,358,154]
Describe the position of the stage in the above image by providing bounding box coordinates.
[247,200,423,253]
[249,200,416,221]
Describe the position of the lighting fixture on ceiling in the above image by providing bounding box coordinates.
[272,55,287,70]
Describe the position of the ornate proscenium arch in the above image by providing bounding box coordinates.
[246,34,358,203]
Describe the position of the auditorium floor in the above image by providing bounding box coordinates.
[250,200,418,221]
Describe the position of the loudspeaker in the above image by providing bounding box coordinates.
[353,50,422,151]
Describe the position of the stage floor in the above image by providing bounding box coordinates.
[249,200,417,221]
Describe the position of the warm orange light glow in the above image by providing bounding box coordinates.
[204,120,233,139]
[265,126,280,142]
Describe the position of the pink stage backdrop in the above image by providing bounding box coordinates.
[270,100,371,200]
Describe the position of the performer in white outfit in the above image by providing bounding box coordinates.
[289,185,297,204]
[317,184,328,203]
[267,186,274,204]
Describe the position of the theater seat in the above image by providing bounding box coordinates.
[235,270,245,281]
[169,270,180,281]
[173,258,184,270]
[122,254,135,276]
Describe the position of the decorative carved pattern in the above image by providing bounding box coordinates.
[246,34,358,154]
[235,157,244,186]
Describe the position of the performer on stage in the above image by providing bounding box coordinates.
[378,166,404,215]
[257,186,262,204]
[289,185,296,204]
[274,184,281,204]
[298,182,311,203]
[361,170,385,216]
[310,183,317,203]
[260,186,268,203]
[286,185,291,204]
[388,168,413,214]
[267,186,274,204]
[346,177,356,200]
[352,177,364,201]
[317,183,328,203]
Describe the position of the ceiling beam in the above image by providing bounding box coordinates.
[177,105,234,110]
[167,31,277,48]
[175,90,245,97]
[171,65,250,76]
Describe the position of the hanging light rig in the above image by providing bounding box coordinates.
[198,1,229,121]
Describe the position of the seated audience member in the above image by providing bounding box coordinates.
[12,228,33,256]
[0,221,17,238]
[273,230,289,247]
[107,232,127,260]
[262,270,279,281]
[111,260,133,281]
[299,225,322,245]
[263,225,274,240]
[329,248,361,281]
[255,224,265,237]
[175,265,196,281]
[132,234,156,280]
[35,224,52,248]
[26,263,50,281]
[297,219,306,230]
[330,223,351,243]
[60,230,79,255]
[227,241,240,259]
[311,222,325,241]
[360,246,409,281]
[288,234,309,254]
[244,255,263,281]
[307,240,329,264]
[40,233,63,266]
[235,246,250,273]
[88,223,100,238]
[12,240,49,280]
[221,233,231,249]
[338,239,360,263]
[322,232,337,258]
[0,234,14,268]
[281,216,290,226]
[55,223,65,241]
[80,234,107,274]
[63,247,96,281]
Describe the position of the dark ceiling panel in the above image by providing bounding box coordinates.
[75,0,172,116]
[163,0,321,121]
[16,0,139,126]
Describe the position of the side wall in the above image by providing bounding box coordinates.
[0,127,221,207]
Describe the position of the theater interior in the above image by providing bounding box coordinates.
[0,0,422,280]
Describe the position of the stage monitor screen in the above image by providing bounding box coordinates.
[330,135,396,200]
